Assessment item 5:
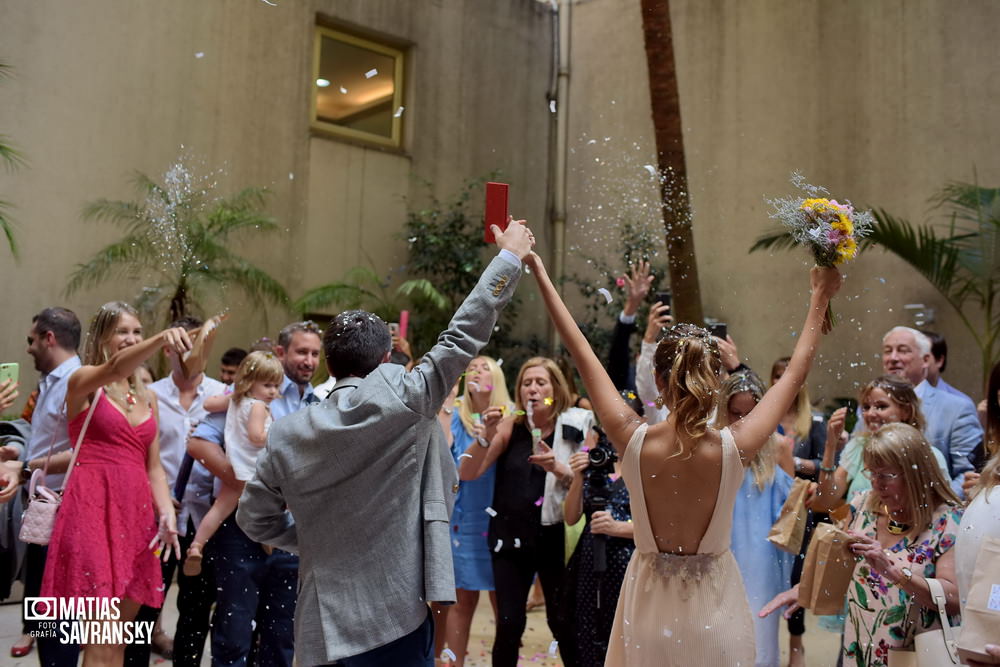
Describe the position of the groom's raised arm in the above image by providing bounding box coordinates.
[397,221,535,417]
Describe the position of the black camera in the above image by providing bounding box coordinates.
[583,429,619,576]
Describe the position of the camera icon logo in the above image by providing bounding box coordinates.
[23,597,57,621]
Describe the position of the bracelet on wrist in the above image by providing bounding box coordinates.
[819,464,837,474]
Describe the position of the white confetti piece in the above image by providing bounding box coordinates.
[441,648,456,662]
[494,539,503,552]
[288,172,294,180]
[365,68,378,78]
[394,106,405,117]
[339,86,348,94]
[643,164,657,176]
[548,640,559,657]
[259,0,277,5]
[195,52,205,59]
[514,538,521,548]
[549,99,557,113]
[597,287,613,303]
[458,453,473,460]
[496,358,503,367]
[485,507,497,517]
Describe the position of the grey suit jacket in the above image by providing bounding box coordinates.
[236,254,521,666]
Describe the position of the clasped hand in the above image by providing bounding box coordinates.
[492,218,535,259]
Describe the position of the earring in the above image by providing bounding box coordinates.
[655,395,665,409]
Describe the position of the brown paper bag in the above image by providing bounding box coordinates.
[797,522,856,615]
[958,537,1000,665]
[768,477,810,554]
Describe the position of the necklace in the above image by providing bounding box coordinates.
[106,382,138,412]
[884,505,911,535]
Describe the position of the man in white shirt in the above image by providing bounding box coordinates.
[19,307,82,665]
[127,316,226,665]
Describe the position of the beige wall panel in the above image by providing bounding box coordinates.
[566,0,1000,402]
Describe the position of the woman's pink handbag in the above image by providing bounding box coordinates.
[18,389,101,545]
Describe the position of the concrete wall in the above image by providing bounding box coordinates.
[565,0,1000,403]
[0,0,552,402]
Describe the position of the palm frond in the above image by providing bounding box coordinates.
[861,208,963,299]
[65,236,159,296]
[292,283,377,314]
[748,229,798,254]
[396,279,448,311]
[81,199,147,230]
[0,137,26,171]
[0,200,17,258]
[207,261,290,308]
[130,170,170,204]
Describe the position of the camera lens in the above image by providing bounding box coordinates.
[589,447,608,467]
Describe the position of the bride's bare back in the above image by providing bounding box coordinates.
[635,420,726,554]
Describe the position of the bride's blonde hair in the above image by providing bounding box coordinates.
[654,323,722,459]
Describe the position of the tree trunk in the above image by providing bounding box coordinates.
[169,280,188,325]
[639,0,704,325]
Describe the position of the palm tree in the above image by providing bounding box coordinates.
[751,181,1000,384]
[639,0,705,324]
[293,262,447,329]
[66,161,289,328]
[0,62,26,258]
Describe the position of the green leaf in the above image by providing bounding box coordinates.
[853,581,871,612]
[883,604,906,625]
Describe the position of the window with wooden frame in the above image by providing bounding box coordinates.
[312,26,405,148]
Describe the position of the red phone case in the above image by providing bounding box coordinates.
[484,182,509,244]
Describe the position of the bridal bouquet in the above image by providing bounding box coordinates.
[768,174,875,330]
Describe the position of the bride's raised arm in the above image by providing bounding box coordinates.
[730,266,841,459]
[525,252,640,455]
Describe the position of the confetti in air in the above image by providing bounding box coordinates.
[365,68,378,78]
[543,397,554,406]
[339,86,348,94]
[514,538,521,548]
[549,99,557,113]
[458,453,472,460]
[494,539,503,552]
[393,106,405,117]
[441,648,456,662]
[259,0,277,5]
[534,496,544,507]
[549,641,559,657]
[616,277,626,287]
[597,287,613,303]
[485,507,497,517]
[643,164,658,177]
[194,52,205,59]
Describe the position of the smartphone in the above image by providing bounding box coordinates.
[709,323,728,340]
[654,291,672,309]
[388,323,400,338]
[483,182,509,243]
[398,310,409,340]
[0,363,17,388]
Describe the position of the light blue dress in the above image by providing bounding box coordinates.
[731,465,795,667]
[449,411,495,590]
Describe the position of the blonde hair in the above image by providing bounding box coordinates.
[718,370,776,490]
[232,351,285,404]
[654,323,722,458]
[513,357,571,424]
[971,449,1000,501]
[458,356,513,433]
[859,376,926,433]
[83,301,148,404]
[772,357,813,437]
[862,423,960,539]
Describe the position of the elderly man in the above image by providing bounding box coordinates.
[237,221,532,667]
[882,326,982,496]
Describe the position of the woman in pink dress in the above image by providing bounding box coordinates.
[41,301,186,666]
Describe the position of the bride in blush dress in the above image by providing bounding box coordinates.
[524,252,840,666]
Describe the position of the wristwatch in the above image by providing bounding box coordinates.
[793,456,803,474]
[899,566,913,585]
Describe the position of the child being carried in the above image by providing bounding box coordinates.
[184,350,284,576]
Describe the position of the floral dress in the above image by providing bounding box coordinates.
[843,491,963,666]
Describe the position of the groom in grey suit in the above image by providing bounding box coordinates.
[237,222,534,666]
